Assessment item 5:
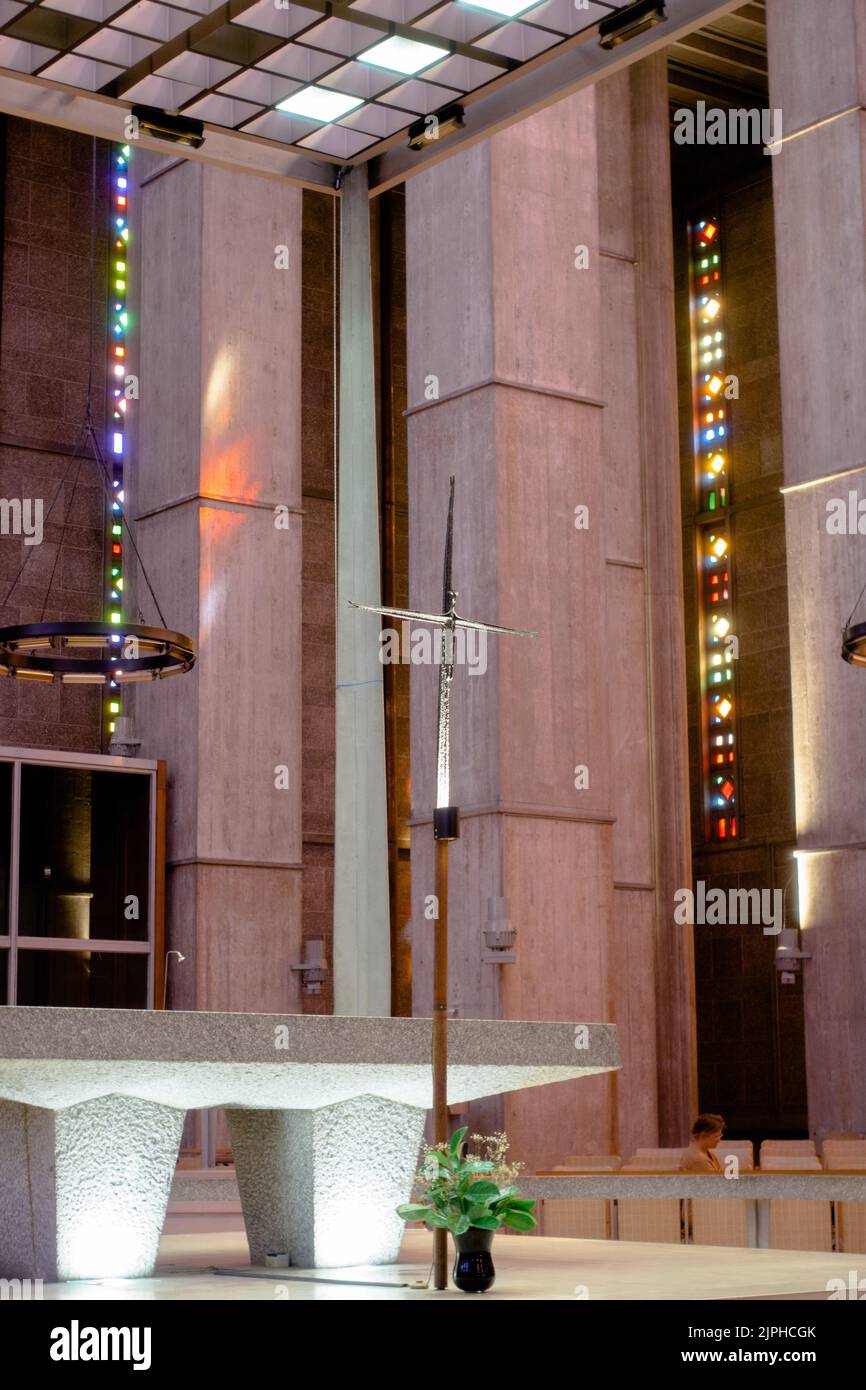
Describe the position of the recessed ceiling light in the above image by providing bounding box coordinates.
[277,86,363,123]
[359,35,449,75]
[457,0,541,17]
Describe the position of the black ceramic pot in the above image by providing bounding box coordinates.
[452,1228,496,1292]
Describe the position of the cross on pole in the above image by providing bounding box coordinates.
[350,475,537,1290]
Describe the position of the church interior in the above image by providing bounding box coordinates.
[0,0,865,1322]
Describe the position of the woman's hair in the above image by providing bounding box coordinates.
[692,1113,725,1137]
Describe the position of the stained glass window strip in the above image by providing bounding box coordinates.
[690,216,738,842]
[105,142,130,740]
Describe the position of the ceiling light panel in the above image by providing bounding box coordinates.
[277,83,363,121]
[358,35,450,74]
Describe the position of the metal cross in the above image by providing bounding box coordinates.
[350,475,537,1289]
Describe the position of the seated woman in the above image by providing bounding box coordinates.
[680,1113,725,1172]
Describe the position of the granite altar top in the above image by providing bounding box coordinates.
[0,1008,619,1111]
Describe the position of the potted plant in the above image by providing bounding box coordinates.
[396,1127,537,1291]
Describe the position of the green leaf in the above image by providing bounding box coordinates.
[450,1126,468,1155]
[467,1180,500,1199]
[424,1212,453,1230]
[466,1204,490,1223]
[470,1215,500,1231]
[501,1198,537,1211]
[500,1210,537,1232]
[396,1204,432,1221]
[454,1215,471,1235]
[462,1160,496,1174]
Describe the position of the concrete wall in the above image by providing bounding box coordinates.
[405,60,695,1170]
[129,153,304,1015]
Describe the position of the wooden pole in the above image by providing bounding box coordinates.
[433,832,449,1289]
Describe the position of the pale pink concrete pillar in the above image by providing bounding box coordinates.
[767,0,866,1137]
[129,154,303,1013]
[406,70,695,1170]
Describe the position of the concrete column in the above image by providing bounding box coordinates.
[333,166,391,1017]
[0,1095,184,1280]
[129,155,303,1013]
[227,1095,425,1267]
[767,0,866,1137]
[406,72,693,1169]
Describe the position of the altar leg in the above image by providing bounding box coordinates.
[0,1095,184,1281]
[228,1095,426,1268]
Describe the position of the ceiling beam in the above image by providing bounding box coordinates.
[0,68,340,191]
[364,0,745,194]
[0,0,747,195]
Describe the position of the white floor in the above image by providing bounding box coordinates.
[39,1229,864,1301]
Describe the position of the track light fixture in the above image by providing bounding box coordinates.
[598,0,667,50]
[130,105,205,149]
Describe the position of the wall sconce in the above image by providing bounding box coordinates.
[482,896,516,964]
[291,939,329,994]
[774,927,811,984]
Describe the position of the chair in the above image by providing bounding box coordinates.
[540,1154,621,1239]
[823,1141,866,1254]
[690,1142,754,1248]
[760,1153,832,1252]
[618,1149,685,1244]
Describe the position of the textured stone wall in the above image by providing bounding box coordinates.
[0,118,108,752]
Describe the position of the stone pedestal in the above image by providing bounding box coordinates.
[0,1095,184,1281]
[228,1094,425,1268]
[0,1006,618,1277]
